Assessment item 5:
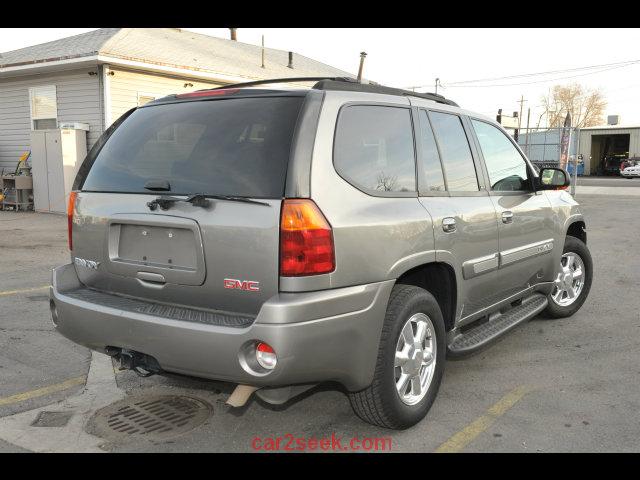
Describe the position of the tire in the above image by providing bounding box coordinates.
[348,284,446,429]
[543,236,593,318]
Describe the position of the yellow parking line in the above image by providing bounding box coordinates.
[0,285,48,297]
[435,385,531,453]
[0,376,86,407]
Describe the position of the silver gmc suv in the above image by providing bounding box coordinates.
[50,77,592,429]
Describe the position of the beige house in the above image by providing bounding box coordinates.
[0,28,352,171]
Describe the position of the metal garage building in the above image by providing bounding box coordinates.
[516,124,640,175]
[577,125,640,175]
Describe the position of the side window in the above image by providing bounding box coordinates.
[471,119,530,191]
[418,110,446,192]
[428,111,479,192]
[334,105,416,193]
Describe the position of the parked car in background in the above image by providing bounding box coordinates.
[603,155,625,175]
[50,78,592,429]
[621,160,640,178]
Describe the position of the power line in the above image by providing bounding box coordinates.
[405,58,640,91]
[442,63,638,88]
[446,59,640,85]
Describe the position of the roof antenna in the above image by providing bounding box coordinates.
[357,51,367,83]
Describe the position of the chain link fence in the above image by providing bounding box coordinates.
[512,127,581,173]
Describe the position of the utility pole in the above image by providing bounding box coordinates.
[516,95,527,142]
[517,95,527,131]
[571,131,581,196]
[525,108,531,157]
[261,35,265,68]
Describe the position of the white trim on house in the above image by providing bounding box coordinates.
[102,64,112,128]
[0,56,99,77]
[95,55,250,84]
[0,54,247,84]
[1,54,313,88]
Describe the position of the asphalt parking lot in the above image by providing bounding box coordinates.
[1,191,639,453]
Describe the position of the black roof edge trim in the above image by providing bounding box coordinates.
[175,77,458,107]
[146,89,308,106]
[208,76,357,90]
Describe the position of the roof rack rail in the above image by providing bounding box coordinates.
[312,79,458,107]
[207,76,458,107]
[210,77,357,90]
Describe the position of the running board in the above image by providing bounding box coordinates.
[448,293,548,356]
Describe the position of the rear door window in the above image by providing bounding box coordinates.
[428,111,479,192]
[81,96,304,198]
[334,105,416,194]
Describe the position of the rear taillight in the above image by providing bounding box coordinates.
[67,191,77,251]
[280,199,335,276]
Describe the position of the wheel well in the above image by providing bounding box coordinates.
[396,262,457,331]
[567,221,586,244]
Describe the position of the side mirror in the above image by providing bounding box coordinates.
[537,167,570,190]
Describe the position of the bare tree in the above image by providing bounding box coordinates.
[540,83,607,128]
[375,171,399,192]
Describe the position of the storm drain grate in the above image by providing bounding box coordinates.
[89,395,211,441]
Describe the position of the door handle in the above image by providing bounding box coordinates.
[502,211,514,224]
[442,217,457,233]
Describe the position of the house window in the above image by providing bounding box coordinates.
[29,85,57,130]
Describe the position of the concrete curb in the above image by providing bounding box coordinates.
[574,185,640,196]
[0,352,124,453]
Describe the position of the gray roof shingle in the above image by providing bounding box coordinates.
[0,28,120,66]
[0,28,353,81]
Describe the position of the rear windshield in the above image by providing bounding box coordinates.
[81,96,304,198]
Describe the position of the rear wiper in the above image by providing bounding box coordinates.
[205,194,270,207]
[147,194,269,211]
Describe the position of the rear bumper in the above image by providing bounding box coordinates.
[50,264,393,391]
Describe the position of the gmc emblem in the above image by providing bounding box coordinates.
[224,278,260,292]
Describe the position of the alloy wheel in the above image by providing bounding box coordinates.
[394,313,437,405]
[551,251,586,307]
